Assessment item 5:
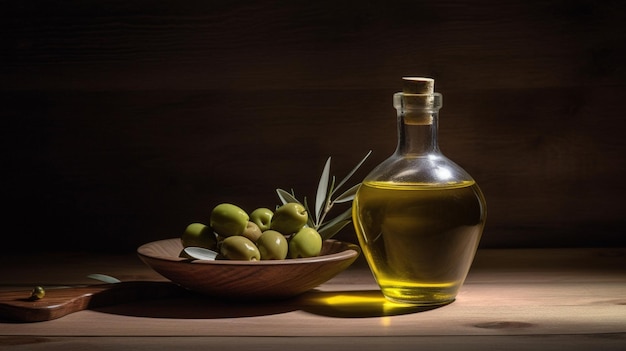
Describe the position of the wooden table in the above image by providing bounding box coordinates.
[1,248,625,351]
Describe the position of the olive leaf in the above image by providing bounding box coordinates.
[87,274,121,284]
[318,208,353,240]
[276,189,300,206]
[315,157,332,223]
[331,150,372,198]
[332,183,361,204]
[275,150,371,239]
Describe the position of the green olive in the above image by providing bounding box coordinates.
[249,207,274,232]
[241,221,263,242]
[220,236,260,261]
[270,203,308,235]
[288,227,322,258]
[210,203,249,237]
[181,223,217,250]
[30,286,45,300]
[256,230,288,260]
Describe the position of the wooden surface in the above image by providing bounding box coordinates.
[1,248,625,350]
[2,0,626,253]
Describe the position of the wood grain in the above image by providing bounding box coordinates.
[1,0,625,252]
[2,335,624,351]
[0,248,624,351]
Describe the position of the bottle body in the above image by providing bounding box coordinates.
[353,78,486,305]
[353,180,485,304]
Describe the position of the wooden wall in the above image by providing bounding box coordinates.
[2,0,625,253]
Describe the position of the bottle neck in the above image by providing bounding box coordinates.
[393,92,443,157]
[396,113,440,156]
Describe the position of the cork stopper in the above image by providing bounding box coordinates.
[399,77,436,125]
[402,77,434,94]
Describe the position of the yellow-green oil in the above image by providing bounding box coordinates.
[353,180,486,305]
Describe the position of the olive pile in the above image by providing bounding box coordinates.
[180,202,323,261]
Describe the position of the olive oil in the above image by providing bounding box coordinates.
[353,180,486,305]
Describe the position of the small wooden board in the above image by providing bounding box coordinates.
[0,281,184,323]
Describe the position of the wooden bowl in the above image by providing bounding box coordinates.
[137,238,360,300]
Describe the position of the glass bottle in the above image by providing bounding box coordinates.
[352,77,487,306]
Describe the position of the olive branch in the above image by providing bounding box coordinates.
[276,150,372,240]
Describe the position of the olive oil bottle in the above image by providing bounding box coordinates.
[353,77,486,305]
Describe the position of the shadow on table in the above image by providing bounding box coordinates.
[92,289,449,319]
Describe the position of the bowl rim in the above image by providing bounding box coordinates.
[137,238,361,266]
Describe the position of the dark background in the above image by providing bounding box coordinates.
[2,0,625,253]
